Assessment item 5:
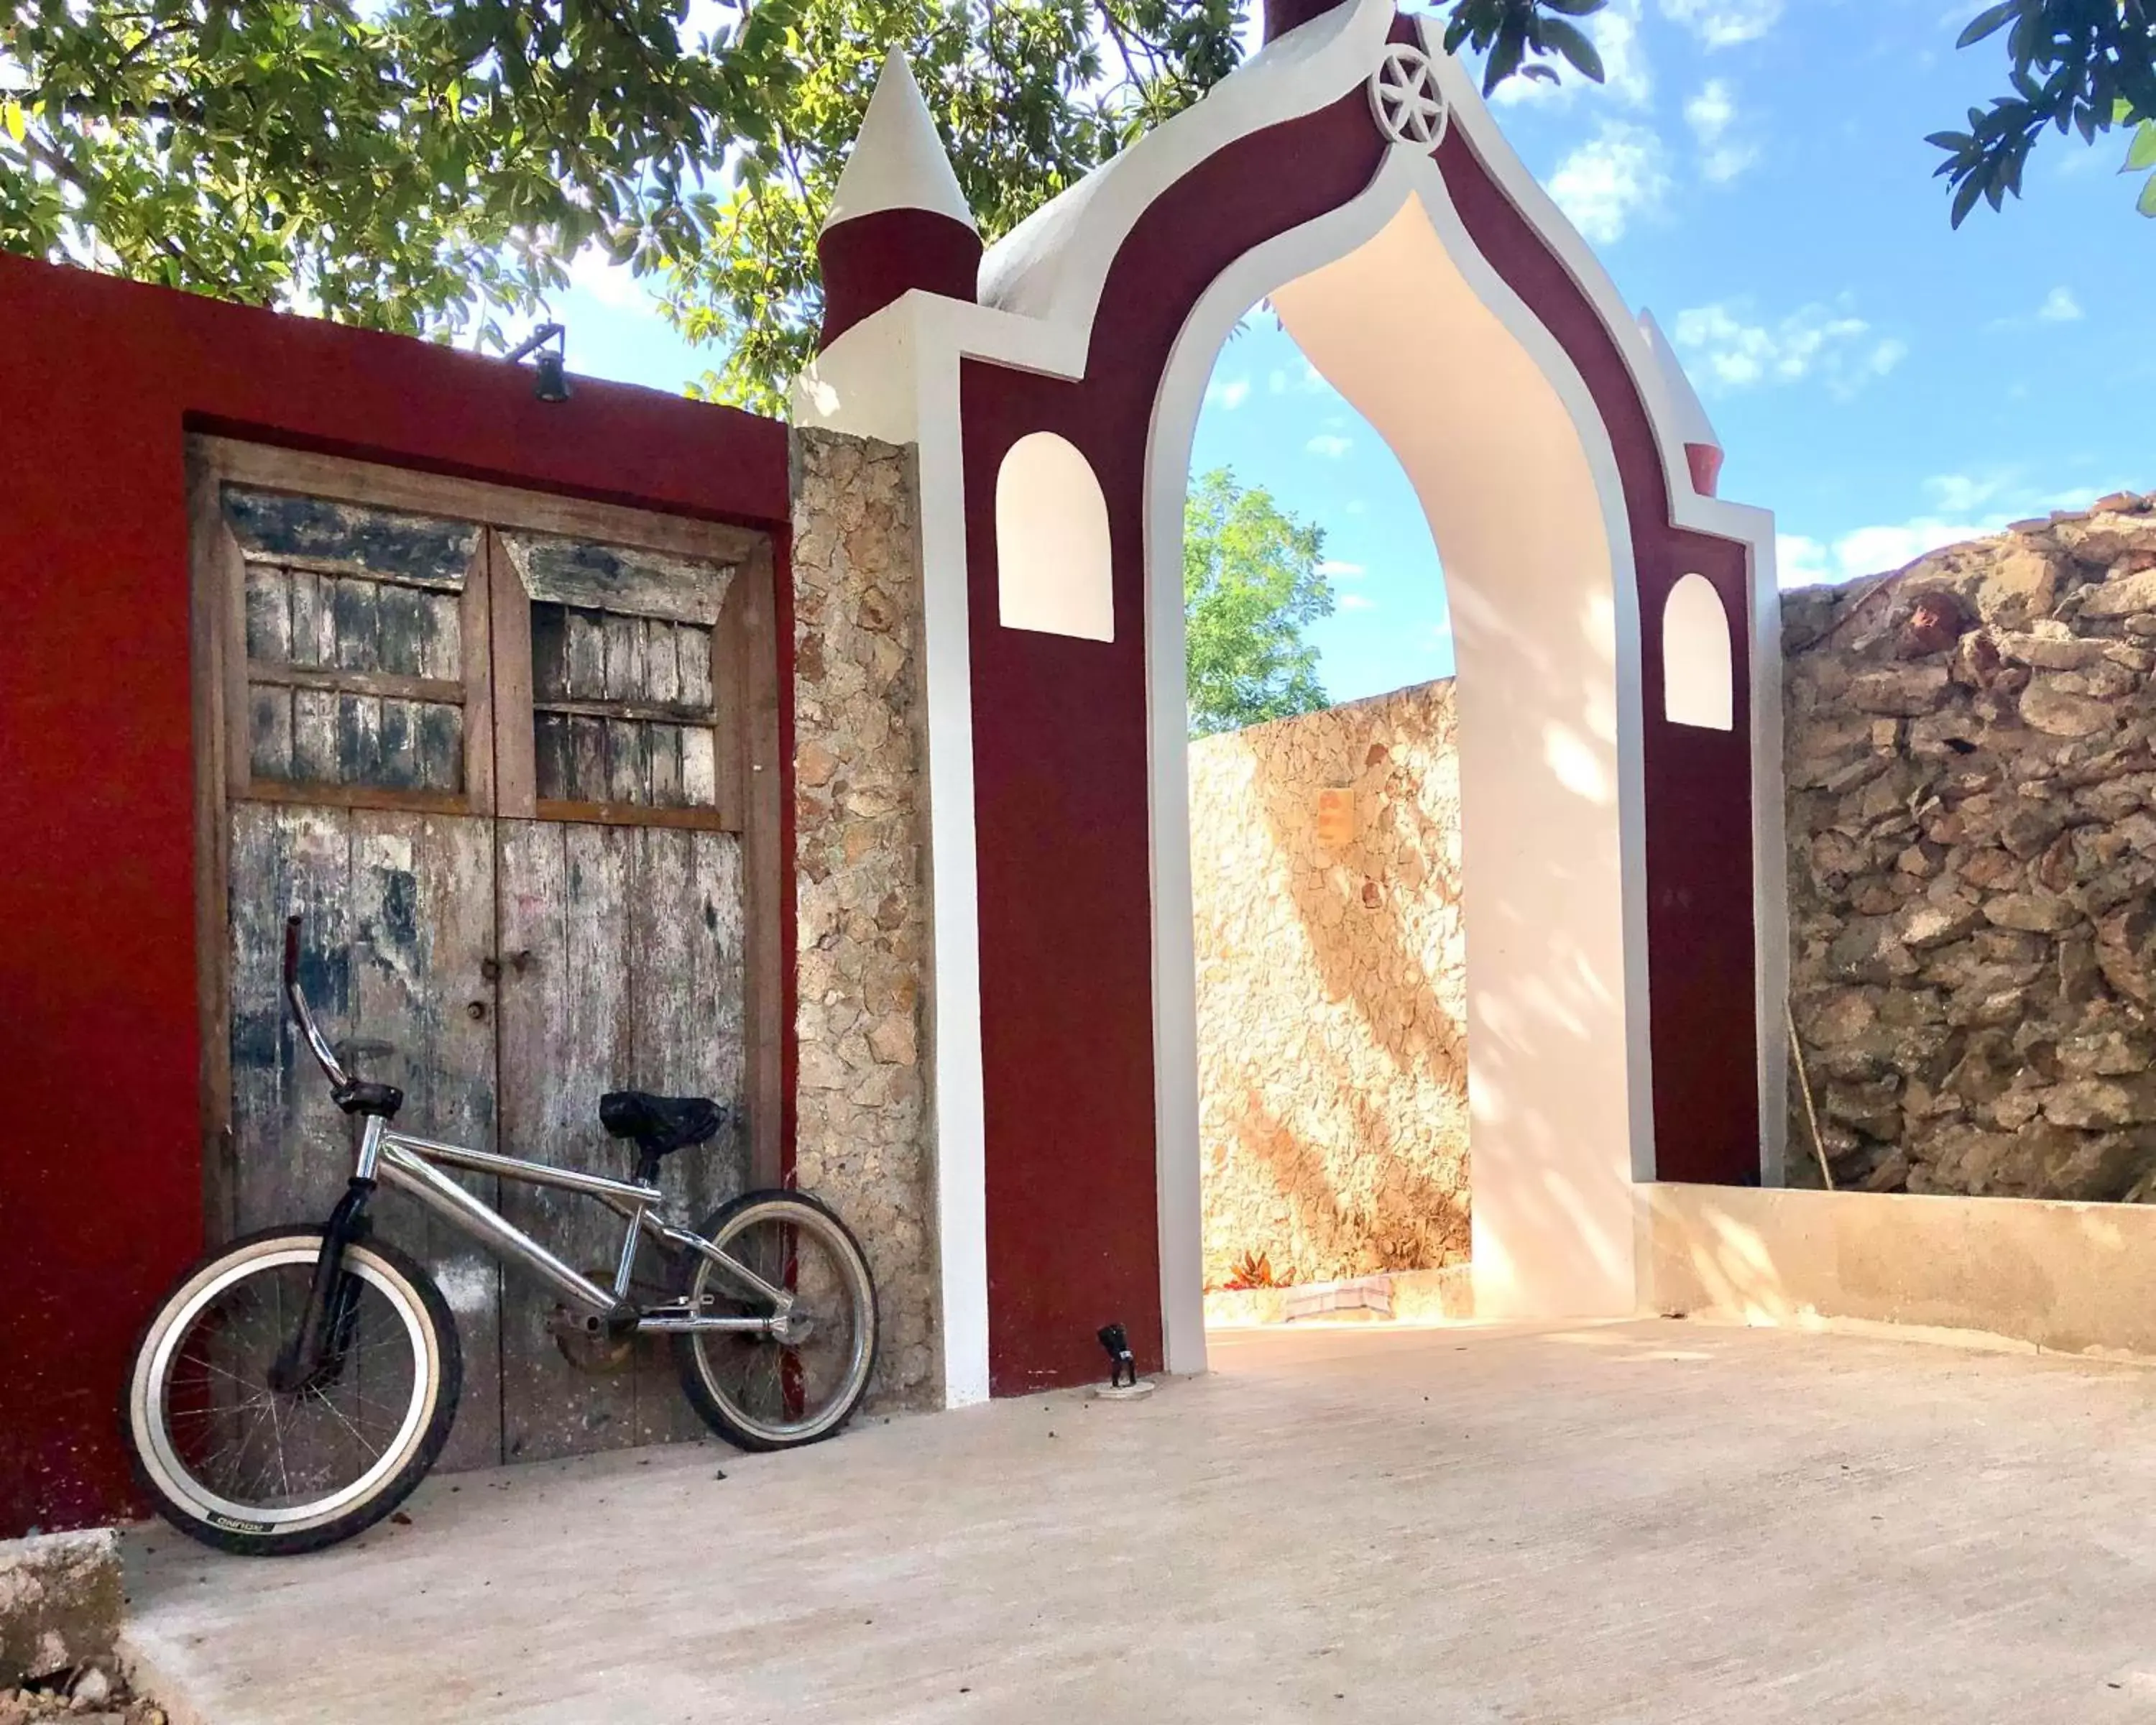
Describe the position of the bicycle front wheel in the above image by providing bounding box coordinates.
[672,1191,878,1451]
[125,1227,461,1556]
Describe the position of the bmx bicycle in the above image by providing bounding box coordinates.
[124,915,877,1555]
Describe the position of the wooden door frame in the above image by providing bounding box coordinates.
[189,433,786,1235]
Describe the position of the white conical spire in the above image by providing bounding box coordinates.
[821,49,976,236]
[1636,309,1720,453]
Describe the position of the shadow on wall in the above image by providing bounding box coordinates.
[1192,679,1472,1287]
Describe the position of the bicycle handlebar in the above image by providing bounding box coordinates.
[283,914,353,1091]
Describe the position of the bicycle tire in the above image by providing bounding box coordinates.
[671,1190,879,1453]
[124,1225,461,1557]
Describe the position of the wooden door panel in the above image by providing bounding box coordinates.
[624,826,749,1445]
[495,819,636,1461]
[225,803,505,1471]
[221,487,489,809]
[495,821,749,1460]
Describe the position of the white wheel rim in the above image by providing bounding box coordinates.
[132,1240,438,1533]
[689,1202,875,1443]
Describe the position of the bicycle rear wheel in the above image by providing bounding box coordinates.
[671,1191,877,1452]
[125,1227,460,1555]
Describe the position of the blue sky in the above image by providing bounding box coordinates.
[548,0,2152,707]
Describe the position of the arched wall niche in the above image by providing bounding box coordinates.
[995,431,1115,642]
[1662,573,1735,731]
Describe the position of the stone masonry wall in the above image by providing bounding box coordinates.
[789,430,938,1407]
[1191,681,1471,1288]
[1784,488,2156,1201]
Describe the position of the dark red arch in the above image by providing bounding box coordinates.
[960,22,1760,1394]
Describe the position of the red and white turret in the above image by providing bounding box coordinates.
[1637,309,1724,499]
[816,49,982,351]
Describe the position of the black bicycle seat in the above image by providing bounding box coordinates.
[598,1091,724,1156]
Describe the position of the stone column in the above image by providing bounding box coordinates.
[788,430,939,1407]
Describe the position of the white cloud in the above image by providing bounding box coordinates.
[1547,121,1672,244]
[1779,518,1999,588]
[1777,477,2128,589]
[1319,559,1367,579]
[1988,285,2088,331]
[566,244,654,313]
[1267,362,1332,395]
[1684,79,1758,183]
[1658,0,1783,48]
[1206,376,1252,410]
[1337,593,1378,612]
[1307,433,1355,459]
[2037,286,2084,323]
[1925,473,2007,516]
[1670,298,1907,398]
[1493,0,1651,109]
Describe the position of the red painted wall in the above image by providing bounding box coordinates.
[0,252,792,1535]
[963,26,1764,1392]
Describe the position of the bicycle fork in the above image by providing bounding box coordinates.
[267,1173,376,1395]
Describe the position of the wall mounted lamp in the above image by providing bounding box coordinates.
[505,322,571,403]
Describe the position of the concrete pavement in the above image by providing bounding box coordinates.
[123,1320,2156,1722]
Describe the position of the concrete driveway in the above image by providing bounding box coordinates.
[124,1320,2156,1723]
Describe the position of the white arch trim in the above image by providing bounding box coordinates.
[1145,143,1651,1373]
[791,4,1786,1404]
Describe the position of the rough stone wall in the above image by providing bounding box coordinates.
[1191,681,1471,1288]
[789,430,938,1407]
[1783,489,2156,1201]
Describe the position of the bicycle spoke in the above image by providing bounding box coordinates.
[153,1250,428,1519]
[683,1202,872,1445]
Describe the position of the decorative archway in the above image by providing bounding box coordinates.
[796,0,1784,1404]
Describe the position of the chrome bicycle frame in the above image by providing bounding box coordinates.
[282,911,786,1338]
[356,1116,792,1335]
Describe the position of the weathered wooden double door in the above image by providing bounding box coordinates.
[188,438,780,1468]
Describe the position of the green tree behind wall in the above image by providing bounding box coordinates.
[1184,466,1334,737]
[0,0,1611,407]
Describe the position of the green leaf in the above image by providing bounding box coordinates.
[1537,17,1606,83]
[2126,119,2156,171]
[1956,0,2019,50]
[2139,167,2156,215]
[1484,21,1527,95]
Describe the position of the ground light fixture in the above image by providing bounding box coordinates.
[1094,1322,1151,1398]
[506,321,570,402]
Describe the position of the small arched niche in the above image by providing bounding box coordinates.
[1662,572,1733,731]
[995,431,1113,642]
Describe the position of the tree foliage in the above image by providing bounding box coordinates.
[0,0,1610,400]
[1929,0,2156,222]
[1184,466,1334,737]
[649,0,1243,413]
[0,1,794,348]
[651,0,1607,412]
